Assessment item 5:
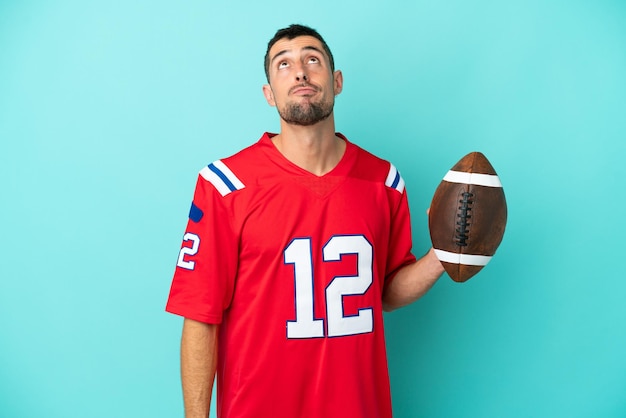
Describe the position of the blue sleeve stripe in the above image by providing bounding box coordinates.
[391,171,401,189]
[189,202,204,223]
[385,163,406,193]
[208,163,237,192]
[199,160,245,196]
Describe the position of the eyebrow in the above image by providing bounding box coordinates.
[270,45,326,66]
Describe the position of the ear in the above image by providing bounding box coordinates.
[262,84,276,107]
[333,70,343,96]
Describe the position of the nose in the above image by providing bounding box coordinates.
[296,67,308,82]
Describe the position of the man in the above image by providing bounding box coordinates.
[166,24,444,418]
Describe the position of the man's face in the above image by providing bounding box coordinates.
[263,36,343,126]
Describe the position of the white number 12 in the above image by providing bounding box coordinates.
[284,235,374,339]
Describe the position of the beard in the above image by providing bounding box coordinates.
[278,98,334,126]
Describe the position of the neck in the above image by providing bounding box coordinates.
[272,115,346,176]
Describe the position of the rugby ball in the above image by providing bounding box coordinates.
[429,152,507,282]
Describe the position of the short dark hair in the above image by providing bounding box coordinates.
[264,24,335,82]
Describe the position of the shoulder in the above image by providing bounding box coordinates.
[344,137,406,195]
[195,134,271,197]
[199,160,246,197]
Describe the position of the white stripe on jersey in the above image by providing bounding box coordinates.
[434,249,493,266]
[443,171,502,188]
[385,164,405,193]
[200,160,245,196]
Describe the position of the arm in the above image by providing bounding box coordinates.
[382,248,445,312]
[181,318,219,418]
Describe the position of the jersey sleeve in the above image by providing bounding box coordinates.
[165,168,239,324]
[384,164,417,281]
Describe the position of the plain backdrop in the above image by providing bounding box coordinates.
[1,1,625,417]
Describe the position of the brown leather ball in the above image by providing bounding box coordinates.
[429,152,507,282]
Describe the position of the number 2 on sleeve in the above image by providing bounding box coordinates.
[176,233,200,270]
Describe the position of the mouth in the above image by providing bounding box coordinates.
[289,83,319,96]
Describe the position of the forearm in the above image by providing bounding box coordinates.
[181,318,219,418]
[382,248,445,311]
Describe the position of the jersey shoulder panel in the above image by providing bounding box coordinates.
[199,160,246,197]
[384,162,405,194]
[351,143,406,194]
[195,138,265,198]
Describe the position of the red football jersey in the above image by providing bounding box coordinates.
[166,132,416,418]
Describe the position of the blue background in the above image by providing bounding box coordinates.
[1,1,625,417]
